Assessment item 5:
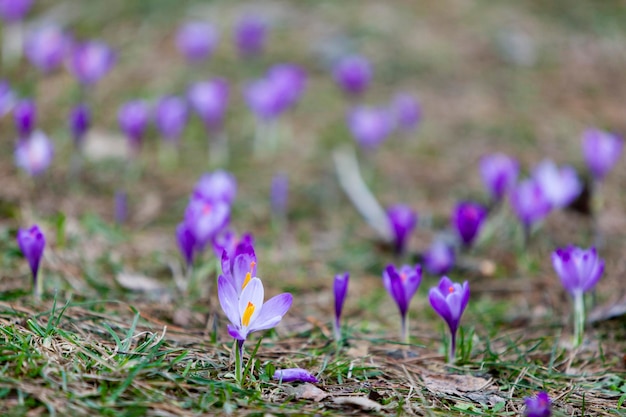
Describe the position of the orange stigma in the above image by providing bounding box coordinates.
[202,204,212,215]
[448,286,454,293]
[400,273,407,282]
[242,261,256,289]
[242,301,255,327]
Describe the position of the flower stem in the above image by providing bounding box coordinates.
[573,292,585,348]
[333,317,341,343]
[401,315,408,344]
[235,339,244,385]
[448,331,456,364]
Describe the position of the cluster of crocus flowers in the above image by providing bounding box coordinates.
[16,225,46,298]
[382,264,422,342]
[428,276,470,363]
[524,392,552,417]
[333,272,349,342]
[552,245,604,347]
[386,204,417,255]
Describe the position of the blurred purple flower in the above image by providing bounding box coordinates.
[187,78,229,131]
[391,93,421,132]
[176,222,196,267]
[176,21,219,62]
[69,103,90,147]
[509,179,552,231]
[213,230,254,261]
[192,170,237,205]
[347,106,392,151]
[423,240,455,275]
[14,99,36,138]
[244,78,283,121]
[271,173,289,218]
[234,14,266,57]
[16,224,45,297]
[220,236,256,297]
[114,190,127,224]
[428,276,470,363]
[69,40,116,86]
[184,197,230,250]
[479,153,519,201]
[333,272,349,341]
[532,160,582,209]
[15,131,53,176]
[333,55,372,96]
[386,204,417,254]
[452,201,487,247]
[118,100,150,153]
[155,95,188,142]
[267,63,307,109]
[273,368,318,383]
[552,245,604,297]
[0,0,33,22]
[582,128,623,181]
[0,80,16,116]
[24,25,68,73]
[524,391,551,417]
[382,264,422,342]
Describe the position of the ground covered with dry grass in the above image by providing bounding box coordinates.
[1,0,625,415]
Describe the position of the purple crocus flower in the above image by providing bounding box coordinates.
[333,55,372,96]
[234,14,267,57]
[333,272,349,341]
[582,128,623,181]
[14,99,36,138]
[451,201,487,248]
[428,276,470,363]
[68,40,116,86]
[220,238,257,297]
[382,264,422,342]
[192,170,237,205]
[16,224,45,297]
[212,229,254,261]
[24,25,68,73]
[187,78,229,131]
[273,368,318,384]
[114,190,127,224]
[176,21,219,62]
[386,204,417,254]
[184,197,230,251]
[176,222,196,267]
[347,106,392,151]
[524,392,551,417]
[155,96,188,143]
[479,153,519,201]
[267,63,307,110]
[552,245,604,347]
[118,100,150,155]
[68,103,90,147]
[244,77,283,121]
[271,173,289,219]
[532,160,582,209]
[0,0,33,22]
[509,178,552,235]
[15,131,54,176]
[391,93,421,132]
[423,240,455,275]
[0,80,16,116]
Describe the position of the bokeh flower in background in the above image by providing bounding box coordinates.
[270,173,289,221]
[69,40,116,86]
[15,131,53,176]
[0,80,16,116]
[192,170,237,205]
[382,264,422,342]
[184,197,230,251]
[176,21,219,63]
[13,99,36,138]
[118,100,150,155]
[0,0,33,23]
[68,103,91,148]
[428,276,469,363]
[273,368,318,383]
[155,95,188,143]
[333,55,372,97]
[479,153,519,202]
[509,178,552,239]
[423,239,455,275]
[582,128,623,181]
[386,204,417,254]
[188,78,229,131]
[266,63,307,111]
[16,224,46,298]
[114,190,127,224]
[176,222,196,268]
[532,160,582,209]
[234,14,267,57]
[347,106,392,151]
[452,201,487,248]
[391,93,421,132]
[24,25,68,73]
[333,272,349,341]
[213,230,253,261]
[524,391,551,417]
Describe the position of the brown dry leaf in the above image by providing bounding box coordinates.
[289,383,328,402]
[333,396,382,412]
[422,373,492,394]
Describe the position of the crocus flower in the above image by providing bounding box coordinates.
[234,14,267,57]
[192,170,237,205]
[118,100,150,154]
[24,25,68,73]
[428,276,470,363]
[16,224,45,297]
[524,392,551,417]
[0,0,33,22]
[114,190,127,224]
[14,99,36,138]
[333,272,349,341]
[68,40,116,86]
[273,368,318,384]
[187,78,229,131]
[479,153,519,202]
[176,222,196,268]
[68,103,90,148]
[452,201,487,248]
[267,63,307,110]
[382,264,422,342]
[582,128,623,181]
[509,178,552,238]
[333,55,372,96]
[347,106,392,151]
[552,245,604,347]
[220,238,257,297]
[391,93,421,132]
[532,160,582,209]
[155,95,188,143]
[184,197,230,250]
[0,80,16,116]
[271,173,289,220]
[386,204,417,254]
[176,21,219,62]
[244,77,284,121]
[15,131,54,176]
[213,230,254,261]
[423,239,455,275]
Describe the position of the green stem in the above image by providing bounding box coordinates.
[235,339,244,385]
[401,315,408,344]
[448,331,456,364]
[573,292,585,348]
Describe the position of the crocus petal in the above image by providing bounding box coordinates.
[333,273,349,320]
[227,324,245,341]
[248,293,292,333]
[217,275,240,327]
[239,277,264,327]
[436,276,454,294]
[403,265,422,302]
[221,249,232,280]
[428,287,453,327]
[389,269,407,316]
[273,368,318,383]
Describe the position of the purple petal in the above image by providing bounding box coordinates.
[429,287,453,329]
[239,277,264,328]
[273,368,318,383]
[217,275,240,327]
[248,293,292,333]
[333,272,349,321]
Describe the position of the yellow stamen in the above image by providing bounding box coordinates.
[242,301,255,327]
[242,261,256,289]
